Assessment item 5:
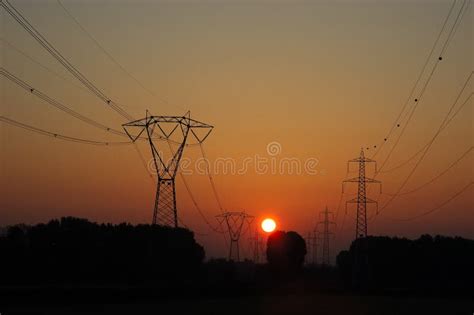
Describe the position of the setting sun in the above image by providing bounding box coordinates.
[261,218,276,233]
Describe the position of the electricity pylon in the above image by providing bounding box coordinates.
[343,148,381,239]
[249,227,265,263]
[123,111,213,227]
[216,212,254,261]
[306,230,318,265]
[318,207,336,265]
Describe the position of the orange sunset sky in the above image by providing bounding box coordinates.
[1,0,472,259]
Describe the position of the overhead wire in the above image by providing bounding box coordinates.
[373,0,467,173]
[55,0,186,113]
[0,67,185,143]
[0,116,131,146]
[439,0,470,57]
[352,0,470,227]
[1,0,134,121]
[199,143,226,213]
[1,67,125,137]
[371,0,458,159]
[387,181,472,222]
[1,38,92,95]
[379,92,472,174]
[163,140,225,234]
[383,146,472,196]
[365,0,470,219]
[378,71,473,213]
[377,57,441,174]
[56,0,156,98]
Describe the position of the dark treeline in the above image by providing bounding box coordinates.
[0,219,329,292]
[1,218,473,295]
[337,235,474,291]
[0,217,204,286]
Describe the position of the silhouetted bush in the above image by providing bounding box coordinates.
[266,230,306,275]
[336,235,474,291]
[0,217,204,286]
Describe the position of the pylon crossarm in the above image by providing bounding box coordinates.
[122,117,150,127]
[157,122,180,139]
[346,197,377,203]
[191,127,213,143]
[364,177,381,184]
[145,115,213,129]
[123,126,145,142]
[348,157,376,163]
[344,177,379,183]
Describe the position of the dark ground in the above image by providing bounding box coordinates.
[1,287,473,315]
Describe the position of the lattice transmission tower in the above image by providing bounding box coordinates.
[249,227,265,263]
[123,111,213,227]
[318,206,336,265]
[305,230,318,265]
[216,212,254,261]
[343,148,382,239]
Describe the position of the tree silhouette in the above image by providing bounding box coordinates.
[337,235,474,290]
[0,217,205,286]
[266,230,306,274]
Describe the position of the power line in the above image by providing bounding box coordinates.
[1,67,192,146]
[199,143,225,213]
[361,0,469,221]
[179,171,225,234]
[371,0,458,158]
[1,0,133,121]
[378,71,473,213]
[1,67,125,137]
[388,181,472,221]
[56,0,168,105]
[56,0,188,113]
[439,0,469,57]
[159,134,226,234]
[132,143,156,183]
[163,137,224,233]
[175,216,208,237]
[383,146,472,196]
[372,0,468,174]
[380,92,472,174]
[377,58,442,174]
[1,38,92,95]
[0,116,131,146]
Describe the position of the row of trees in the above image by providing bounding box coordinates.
[0,217,204,285]
[337,235,474,290]
[0,219,311,287]
[2,218,473,291]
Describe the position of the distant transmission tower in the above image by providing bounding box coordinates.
[343,149,381,239]
[318,207,336,265]
[216,212,254,261]
[123,111,213,227]
[305,230,318,265]
[249,228,265,263]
